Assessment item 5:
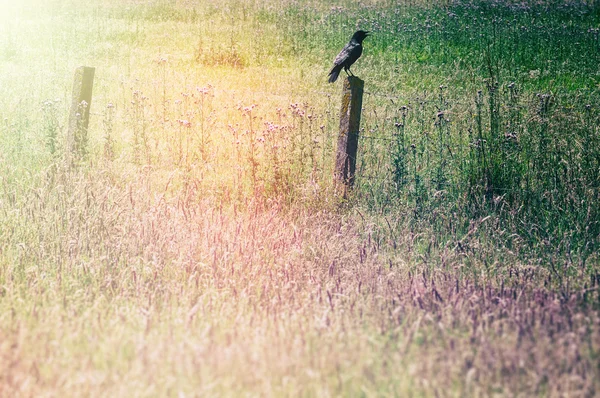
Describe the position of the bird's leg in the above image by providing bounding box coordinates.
[343,66,350,76]
[348,67,355,77]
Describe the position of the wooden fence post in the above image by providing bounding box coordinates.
[334,76,364,195]
[67,66,95,163]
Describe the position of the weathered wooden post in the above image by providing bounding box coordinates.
[67,66,95,164]
[334,76,364,196]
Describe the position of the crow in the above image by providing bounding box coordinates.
[328,30,370,83]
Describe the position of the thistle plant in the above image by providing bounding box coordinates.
[102,103,115,161]
[392,105,408,191]
[42,99,61,156]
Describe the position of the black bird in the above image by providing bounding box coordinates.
[328,30,370,83]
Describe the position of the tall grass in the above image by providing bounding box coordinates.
[0,0,599,396]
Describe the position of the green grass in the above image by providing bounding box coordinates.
[0,0,599,396]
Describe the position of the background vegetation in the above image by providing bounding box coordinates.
[0,0,599,396]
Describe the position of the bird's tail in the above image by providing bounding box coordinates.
[328,65,342,83]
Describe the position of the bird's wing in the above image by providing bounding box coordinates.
[333,42,358,66]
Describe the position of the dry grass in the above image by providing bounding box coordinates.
[0,0,599,396]
[0,160,598,396]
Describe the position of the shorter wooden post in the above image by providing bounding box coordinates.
[67,66,95,163]
[334,76,364,195]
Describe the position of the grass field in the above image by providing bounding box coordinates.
[1,0,599,396]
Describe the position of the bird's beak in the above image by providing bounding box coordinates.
[365,31,371,37]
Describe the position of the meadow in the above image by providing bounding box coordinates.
[0,0,599,396]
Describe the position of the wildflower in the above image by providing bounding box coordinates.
[504,132,517,141]
[177,119,191,128]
